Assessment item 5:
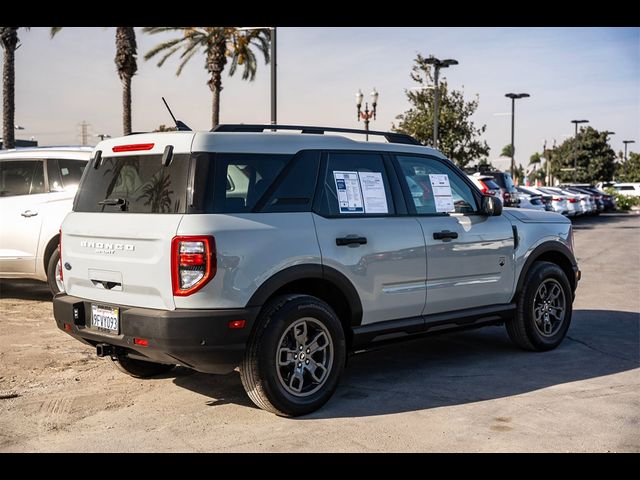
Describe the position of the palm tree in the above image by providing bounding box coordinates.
[51,27,138,135]
[1,27,24,149]
[143,27,270,128]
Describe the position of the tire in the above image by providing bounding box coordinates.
[240,294,346,417]
[46,248,64,295]
[111,355,175,378]
[506,261,573,351]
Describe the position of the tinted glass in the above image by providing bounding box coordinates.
[262,151,320,213]
[0,160,45,196]
[58,159,86,189]
[316,152,394,216]
[191,153,291,213]
[396,155,478,214]
[74,154,190,213]
[482,179,500,190]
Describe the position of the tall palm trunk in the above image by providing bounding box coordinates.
[1,28,18,149]
[122,75,132,135]
[115,27,137,135]
[207,36,227,129]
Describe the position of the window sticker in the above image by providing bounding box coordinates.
[429,174,455,212]
[61,167,69,176]
[358,171,388,214]
[334,171,364,213]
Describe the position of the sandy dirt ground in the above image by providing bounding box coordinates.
[1,212,638,452]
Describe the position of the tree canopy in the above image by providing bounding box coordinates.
[550,127,616,183]
[393,54,490,168]
[616,152,640,182]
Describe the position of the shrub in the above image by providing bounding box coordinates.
[605,188,640,211]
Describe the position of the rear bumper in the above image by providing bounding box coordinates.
[53,294,259,374]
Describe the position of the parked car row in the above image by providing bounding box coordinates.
[596,181,640,197]
[466,170,617,217]
[0,147,92,294]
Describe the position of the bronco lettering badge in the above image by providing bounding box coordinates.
[80,240,135,255]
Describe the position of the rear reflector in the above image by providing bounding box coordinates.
[64,323,72,332]
[112,143,155,153]
[228,320,246,329]
[134,338,149,347]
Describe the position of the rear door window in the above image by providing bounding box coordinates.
[314,152,395,216]
[0,160,45,196]
[74,154,191,213]
[47,158,87,191]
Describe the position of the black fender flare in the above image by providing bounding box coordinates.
[514,241,578,299]
[246,264,364,326]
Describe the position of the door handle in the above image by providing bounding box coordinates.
[433,230,458,240]
[21,210,38,218]
[336,236,368,246]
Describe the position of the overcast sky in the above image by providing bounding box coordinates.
[7,27,639,167]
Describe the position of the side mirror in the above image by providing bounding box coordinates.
[482,195,503,216]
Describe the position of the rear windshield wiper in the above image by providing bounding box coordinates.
[98,197,128,211]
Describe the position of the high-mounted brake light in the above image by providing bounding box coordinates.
[171,236,216,296]
[112,143,155,153]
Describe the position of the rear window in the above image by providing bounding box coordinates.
[482,179,500,190]
[190,153,291,213]
[74,154,190,213]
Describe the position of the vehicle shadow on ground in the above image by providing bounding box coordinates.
[571,212,639,230]
[174,309,639,418]
[0,279,52,302]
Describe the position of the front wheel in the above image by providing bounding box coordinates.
[506,261,573,351]
[240,295,346,417]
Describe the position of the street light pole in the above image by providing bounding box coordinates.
[270,28,276,126]
[505,93,530,178]
[623,140,636,176]
[424,57,458,149]
[570,119,589,182]
[356,88,379,141]
[236,26,277,126]
[571,119,588,136]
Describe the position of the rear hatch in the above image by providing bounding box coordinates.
[62,133,195,310]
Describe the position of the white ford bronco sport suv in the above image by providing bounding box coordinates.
[0,147,91,294]
[54,125,580,416]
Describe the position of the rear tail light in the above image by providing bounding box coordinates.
[552,197,562,202]
[478,180,489,194]
[171,235,216,296]
[568,197,577,203]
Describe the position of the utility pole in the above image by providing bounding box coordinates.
[623,140,636,177]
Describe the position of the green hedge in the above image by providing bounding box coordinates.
[605,188,640,211]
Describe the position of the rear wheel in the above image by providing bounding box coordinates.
[46,249,64,295]
[506,261,573,351]
[111,355,175,378]
[240,295,346,417]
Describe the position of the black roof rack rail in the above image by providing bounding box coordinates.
[211,124,422,146]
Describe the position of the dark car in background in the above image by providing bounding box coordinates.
[483,171,520,207]
[562,185,604,213]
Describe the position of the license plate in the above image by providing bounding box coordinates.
[91,304,119,334]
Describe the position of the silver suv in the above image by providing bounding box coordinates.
[53,125,580,416]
